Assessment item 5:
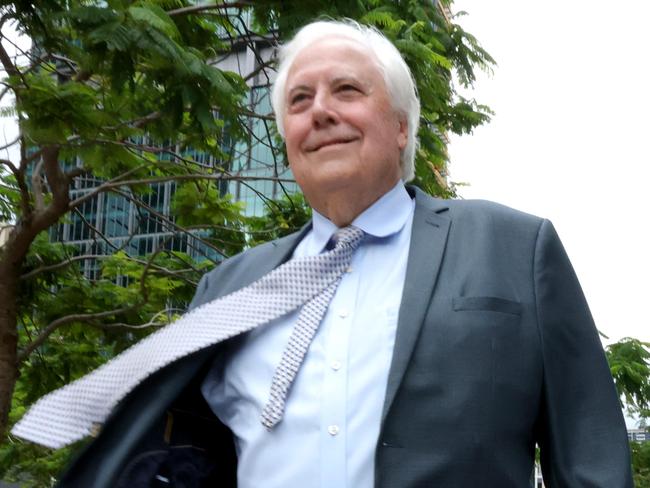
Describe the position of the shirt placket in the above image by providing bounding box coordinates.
[320,257,359,488]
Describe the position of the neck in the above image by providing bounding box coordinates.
[308,179,400,227]
[314,200,366,227]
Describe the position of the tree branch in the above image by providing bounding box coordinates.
[17,242,163,364]
[0,135,19,152]
[1,157,31,219]
[39,146,68,213]
[70,206,114,251]
[242,59,275,83]
[20,252,197,283]
[0,158,16,172]
[50,54,78,75]
[0,146,73,272]
[0,37,25,85]
[91,308,187,331]
[18,304,140,363]
[19,147,43,173]
[167,2,253,17]
[115,188,228,258]
[20,254,109,280]
[30,158,45,212]
[103,111,162,132]
[69,173,292,210]
[66,162,154,209]
[236,107,275,121]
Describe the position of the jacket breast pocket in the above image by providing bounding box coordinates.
[452,296,522,316]
[410,295,524,378]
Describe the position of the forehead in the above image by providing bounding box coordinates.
[286,37,384,86]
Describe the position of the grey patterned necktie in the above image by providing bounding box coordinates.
[260,228,360,429]
[12,226,364,449]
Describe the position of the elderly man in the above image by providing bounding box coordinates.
[16,20,631,487]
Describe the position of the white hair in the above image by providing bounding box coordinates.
[271,19,421,182]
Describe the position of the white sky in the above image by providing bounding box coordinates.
[0,21,29,162]
[448,0,650,343]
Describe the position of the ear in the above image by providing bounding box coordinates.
[397,117,408,151]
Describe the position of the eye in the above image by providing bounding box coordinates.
[338,84,360,93]
[289,92,310,106]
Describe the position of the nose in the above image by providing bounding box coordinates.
[311,91,338,128]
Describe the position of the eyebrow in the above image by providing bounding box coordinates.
[331,75,361,85]
[287,84,312,99]
[287,75,368,98]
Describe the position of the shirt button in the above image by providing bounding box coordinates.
[330,360,341,371]
[328,425,340,436]
[338,308,349,318]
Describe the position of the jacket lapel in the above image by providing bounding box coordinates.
[243,225,312,285]
[381,188,451,422]
[265,225,311,269]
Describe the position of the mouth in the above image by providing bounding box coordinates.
[308,137,358,152]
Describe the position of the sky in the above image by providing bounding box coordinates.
[0,20,28,163]
[448,0,650,344]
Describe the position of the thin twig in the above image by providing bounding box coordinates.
[50,54,78,74]
[114,187,228,258]
[242,59,275,83]
[20,254,110,280]
[0,134,19,152]
[71,206,115,252]
[93,308,187,330]
[67,162,154,209]
[18,304,141,363]
[20,252,197,282]
[102,111,162,132]
[167,2,253,17]
[17,242,163,363]
[236,107,275,121]
[69,173,292,210]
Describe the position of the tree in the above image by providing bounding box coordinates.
[605,337,650,488]
[630,441,650,488]
[606,337,650,420]
[0,0,494,484]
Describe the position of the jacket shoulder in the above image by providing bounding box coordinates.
[190,230,304,309]
[445,198,543,227]
[412,186,543,229]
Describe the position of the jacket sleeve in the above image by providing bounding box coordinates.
[533,219,632,486]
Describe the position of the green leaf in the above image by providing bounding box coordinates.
[394,38,453,70]
[128,3,181,40]
[88,20,133,51]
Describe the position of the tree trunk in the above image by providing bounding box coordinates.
[0,246,22,438]
[0,145,68,438]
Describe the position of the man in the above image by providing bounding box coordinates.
[19,20,630,487]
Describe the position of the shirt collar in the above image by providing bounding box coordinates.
[309,182,414,254]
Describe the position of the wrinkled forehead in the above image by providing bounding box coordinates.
[285,36,385,86]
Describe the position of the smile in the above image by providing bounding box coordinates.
[309,138,358,152]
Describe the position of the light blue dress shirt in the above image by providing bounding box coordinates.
[201,182,414,488]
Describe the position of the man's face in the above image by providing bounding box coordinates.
[282,37,408,213]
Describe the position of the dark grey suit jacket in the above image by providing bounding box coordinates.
[58,187,632,487]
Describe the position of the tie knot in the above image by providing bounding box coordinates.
[329,225,364,251]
